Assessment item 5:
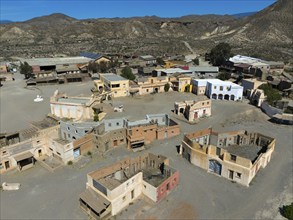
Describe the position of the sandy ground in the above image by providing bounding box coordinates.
[0,74,292,220]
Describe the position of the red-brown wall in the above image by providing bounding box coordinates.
[156,171,179,202]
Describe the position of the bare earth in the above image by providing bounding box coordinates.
[0,74,292,220]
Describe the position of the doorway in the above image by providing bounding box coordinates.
[229,170,234,180]
[5,161,10,169]
[131,190,134,199]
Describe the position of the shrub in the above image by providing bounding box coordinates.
[87,151,92,156]
[164,83,170,92]
[259,84,282,105]
[67,160,73,165]
[93,114,99,122]
[280,202,293,220]
[184,84,190,92]
[121,67,135,80]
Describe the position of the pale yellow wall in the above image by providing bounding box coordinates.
[95,57,111,64]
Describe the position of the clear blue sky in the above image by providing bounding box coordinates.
[1,0,276,21]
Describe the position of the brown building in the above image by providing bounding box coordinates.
[126,114,180,150]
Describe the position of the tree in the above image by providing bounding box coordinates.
[88,61,98,73]
[209,42,232,66]
[192,58,199,65]
[98,61,109,73]
[217,72,231,80]
[121,66,135,80]
[258,84,282,105]
[20,62,33,79]
[164,83,170,92]
[156,57,166,66]
[280,202,293,220]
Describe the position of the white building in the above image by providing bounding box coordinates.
[192,79,243,101]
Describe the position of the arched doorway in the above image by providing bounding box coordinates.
[231,95,235,101]
[212,93,217,99]
[224,94,230,100]
[218,94,223,100]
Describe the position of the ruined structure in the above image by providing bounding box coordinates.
[181,128,275,186]
[79,153,179,219]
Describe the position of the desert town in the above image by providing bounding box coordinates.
[0,49,292,220]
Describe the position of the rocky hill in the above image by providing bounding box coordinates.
[0,0,292,62]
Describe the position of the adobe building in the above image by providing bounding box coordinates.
[79,153,179,219]
[181,128,275,186]
[169,74,192,92]
[50,90,102,121]
[99,73,129,98]
[93,118,127,153]
[174,99,211,122]
[125,114,180,150]
[136,76,169,95]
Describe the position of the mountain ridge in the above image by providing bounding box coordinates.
[0,0,292,62]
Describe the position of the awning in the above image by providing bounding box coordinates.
[80,188,110,213]
[14,152,34,162]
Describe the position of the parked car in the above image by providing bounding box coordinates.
[114,105,124,112]
[2,182,21,191]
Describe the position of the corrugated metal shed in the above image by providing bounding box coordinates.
[80,52,102,60]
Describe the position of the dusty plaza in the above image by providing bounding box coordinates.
[0,77,292,219]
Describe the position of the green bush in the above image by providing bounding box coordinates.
[280,202,293,220]
[259,84,282,105]
[121,67,135,80]
[67,161,73,165]
[184,84,191,92]
[164,83,170,92]
[93,114,99,122]
[87,151,92,156]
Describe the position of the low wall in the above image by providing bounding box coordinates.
[261,102,293,125]
[260,102,282,118]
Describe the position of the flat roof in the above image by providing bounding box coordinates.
[79,188,110,213]
[57,97,89,104]
[156,68,191,74]
[101,73,127,82]
[23,56,93,67]
[14,151,34,162]
[193,79,242,88]
[224,144,263,162]
[189,66,219,72]
[140,55,155,60]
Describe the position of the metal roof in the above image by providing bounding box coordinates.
[140,55,155,60]
[189,66,219,72]
[23,57,93,67]
[80,52,102,60]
